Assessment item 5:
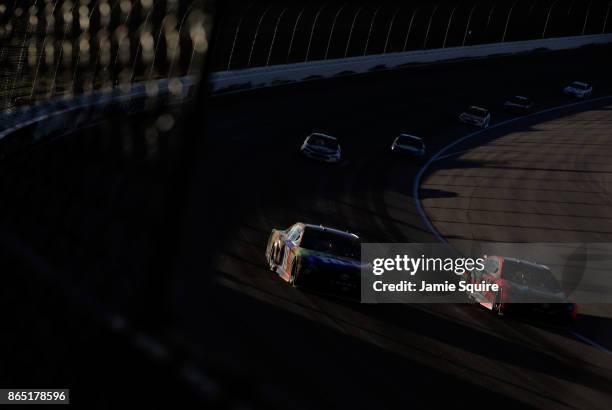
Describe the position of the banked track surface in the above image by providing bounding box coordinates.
[420,100,612,340]
[421,105,612,243]
[184,45,612,408]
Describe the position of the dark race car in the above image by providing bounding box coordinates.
[266,223,361,295]
[464,256,577,325]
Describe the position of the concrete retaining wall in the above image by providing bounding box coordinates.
[209,34,612,94]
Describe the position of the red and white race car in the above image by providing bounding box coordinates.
[464,256,577,324]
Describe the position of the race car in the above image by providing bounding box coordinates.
[464,256,577,324]
[266,223,361,294]
[563,81,593,98]
[503,95,534,114]
[459,106,491,128]
[300,132,341,163]
[391,134,426,158]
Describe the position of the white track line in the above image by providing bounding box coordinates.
[570,331,612,354]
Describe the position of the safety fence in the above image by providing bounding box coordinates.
[0,76,194,141]
[0,0,212,110]
[210,0,612,71]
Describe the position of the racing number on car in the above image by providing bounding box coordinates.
[281,239,294,273]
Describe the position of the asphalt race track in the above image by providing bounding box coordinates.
[0,14,607,405]
[420,99,612,349]
[422,104,612,244]
[187,44,612,409]
[9,43,606,408]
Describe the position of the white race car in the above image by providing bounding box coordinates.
[459,106,491,128]
[563,81,592,98]
[391,134,426,158]
[300,133,341,163]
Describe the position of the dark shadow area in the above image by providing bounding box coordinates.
[419,187,460,199]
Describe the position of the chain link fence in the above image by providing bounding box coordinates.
[0,1,225,405]
[0,0,212,110]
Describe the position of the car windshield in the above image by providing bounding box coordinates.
[502,261,562,293]
[308,135,338,149]
[397,135,423,148]
[300,228,360,259]
[467,107,487,117]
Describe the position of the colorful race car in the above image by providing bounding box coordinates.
[464,256,577,324]
[266,223,361,295]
